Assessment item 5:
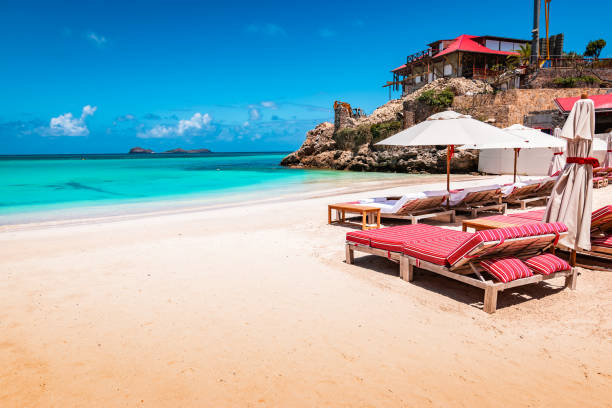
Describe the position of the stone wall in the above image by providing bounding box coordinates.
[452,88,611,128]
[526,68,612,88]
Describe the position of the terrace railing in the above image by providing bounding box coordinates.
[537,56,612,69]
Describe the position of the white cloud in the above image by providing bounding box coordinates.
[87,31,107,46]
[245,23,286,36]
[260,101,277,109]
[248,107,261,121]
[42,105,97,137]
[137,112,211,139]
[318,28,336,38]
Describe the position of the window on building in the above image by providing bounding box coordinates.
[443,64,453,76]
[500,41,515,51]
[485,40,500,50]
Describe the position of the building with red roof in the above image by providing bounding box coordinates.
[386,34,529,95]
[555,94,612,134]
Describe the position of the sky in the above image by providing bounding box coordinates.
[1,0,610,154]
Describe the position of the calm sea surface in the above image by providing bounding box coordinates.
[0,152,413,224]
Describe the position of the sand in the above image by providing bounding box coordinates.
[1,176,611,407]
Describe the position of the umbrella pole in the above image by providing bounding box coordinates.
[446,145,452,209]
[513,148,518,183]
[446,146,451,192]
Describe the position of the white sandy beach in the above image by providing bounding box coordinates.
[1,175,611,407]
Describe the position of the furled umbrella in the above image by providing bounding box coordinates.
[374,111,521,192]
[543,97,598,260]
[460,124,566,182]
[548,127,566,176]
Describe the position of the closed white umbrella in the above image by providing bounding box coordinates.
[543,98,597,261]
[548,127,565,176]
[375,111,521,191]
[603,132,612,168]
[459,124,566,182]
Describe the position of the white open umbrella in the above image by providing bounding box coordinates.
[375,111,521,191]
[549,127,565,176]
[543,98,596,261]
[460,124,566,182]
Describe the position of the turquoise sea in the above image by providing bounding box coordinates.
[0,152,412,225]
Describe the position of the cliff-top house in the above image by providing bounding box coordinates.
[387,34,530,95]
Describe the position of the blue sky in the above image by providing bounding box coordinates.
[1,0,610,154]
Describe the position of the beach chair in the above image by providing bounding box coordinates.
[345,222,575,313]
[447,186,506,218]
[593,177,607,189]
[358,193,456,224]
[502,181,545,209]
[465,206,612,268]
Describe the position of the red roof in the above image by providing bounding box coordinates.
[391,64,407,73]
[555,94,612,113]
[435,34,518,58]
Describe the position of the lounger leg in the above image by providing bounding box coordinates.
[328,207,332,224]
[345,244,354,265]
[450,210,456,224]
[483,286,498,314]
[501,203,507,214]
[471,209,477,218]
[400,256,412,281]
[520,201,526,210]
[410,216,417,224]
[565,268,577,290]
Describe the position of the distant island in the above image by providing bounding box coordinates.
[128,147,212,154]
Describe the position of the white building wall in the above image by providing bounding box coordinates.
[479,147,607,176]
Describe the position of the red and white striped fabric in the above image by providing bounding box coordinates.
[346,230,372,246]
[592,205,612,230]
[401,229,474,265]
[592,234,612,249]
[446,222,567,266]
[480,257,533,283]
[346,224,441,252]
[524,254,571,275]
[508,209,546,221]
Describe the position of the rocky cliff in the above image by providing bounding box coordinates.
[280,78,489,173]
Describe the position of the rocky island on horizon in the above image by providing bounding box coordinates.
[129,147,212,154]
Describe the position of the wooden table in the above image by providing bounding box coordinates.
[462,218,518,232]
[328,203,381,230]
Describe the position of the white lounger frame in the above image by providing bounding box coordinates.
[345,232,577,314]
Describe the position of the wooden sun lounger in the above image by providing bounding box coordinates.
[503,183,545,209]
[345,224,576,313]
[379,194,456,224]
[452,188,506,218]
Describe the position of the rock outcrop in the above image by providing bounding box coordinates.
[129,147,154,154]
[281,78,488,173]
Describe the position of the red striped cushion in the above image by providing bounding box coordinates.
[446,222,567,266]
[369,225,438,252]
[508,209,546,221]
[402,229,474,265]
[592,205,612,227]
[592,234,612,249]
[346,230,372,246]
[480,257,533,283]
[346,224,442,252]
[524,254,571,275]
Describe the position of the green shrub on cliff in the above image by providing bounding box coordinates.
[417,88,454,110]
[553,75,600,88]
[370,121,402,144]
[333,121,403,151]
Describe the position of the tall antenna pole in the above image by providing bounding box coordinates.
[531,0,541,64]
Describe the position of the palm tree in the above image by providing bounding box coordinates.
[506,43,532,67]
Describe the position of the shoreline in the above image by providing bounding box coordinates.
[0,173,490,232]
